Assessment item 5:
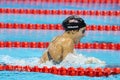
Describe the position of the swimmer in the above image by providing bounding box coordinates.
[40,15,105,65]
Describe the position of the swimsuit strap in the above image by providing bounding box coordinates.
[47,51,53,61]
[47,45,64,64]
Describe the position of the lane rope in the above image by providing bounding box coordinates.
[0,0,120,4]
[0,41,119,50]
[0,64,120,77]
[0,23,119,31]
[0,8,120,16]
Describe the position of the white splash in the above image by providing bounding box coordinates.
[59,53,106,68]
[0,55,40,67]
[0,52,106,68]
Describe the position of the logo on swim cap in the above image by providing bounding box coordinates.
[62,15,86,31]
[69,19,78,23]
[67,26,79,29]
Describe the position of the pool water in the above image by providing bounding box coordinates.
[0,1,120,80]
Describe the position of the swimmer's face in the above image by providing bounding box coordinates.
[74,27,86,44]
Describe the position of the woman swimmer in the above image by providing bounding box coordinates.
[40,15,105,65]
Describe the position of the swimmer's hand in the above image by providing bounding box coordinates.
[85,57,105,65]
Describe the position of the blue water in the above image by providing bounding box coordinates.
[0,1,120,80]
[0,71,119,80]
[0,48,120,80]
[0,14,120,25]
[0,48,120,65]
[0,1,120,10]
[0,29,120,43]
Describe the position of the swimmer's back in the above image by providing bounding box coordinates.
[48,35,74,63]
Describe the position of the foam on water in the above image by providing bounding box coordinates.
[41,53,106,68]
[0,55,40,66]
[0,51,106,68]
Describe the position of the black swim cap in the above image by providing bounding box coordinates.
[62,15,86,31]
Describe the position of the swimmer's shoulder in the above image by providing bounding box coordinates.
[52,35,74,45]
[62,36,73,42]
[52,36,60,42]
[59,37,74,47]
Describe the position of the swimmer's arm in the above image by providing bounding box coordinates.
[48,44,63,63]
[39,51,49,63]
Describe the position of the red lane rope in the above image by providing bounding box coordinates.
[0,0,120,4]
[0,23,120,31]
[0,64,120,77]
[0,8,119,16]
[0,41,120,50]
